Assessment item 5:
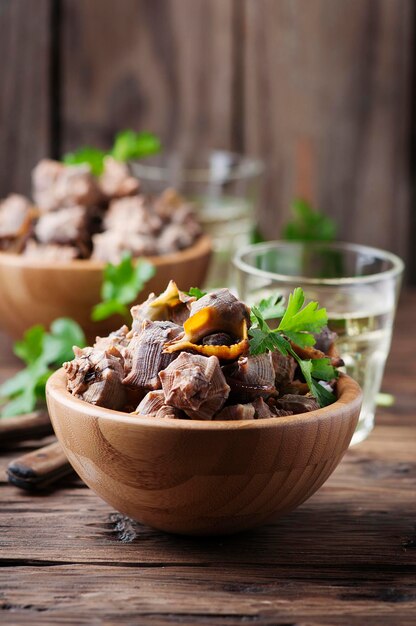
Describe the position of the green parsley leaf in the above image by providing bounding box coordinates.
[277,287,327,347]
[42,318,87,365]
[111,130,162,162]
[252,294,285,322]
[248,287,338,407]
[0,366,38,399]
[249,306,291,355]
[250,226,265,244]
[310,380,337,406]
[92,254,156,322]
[186,287,207,300]
[0,319,86,418]
[0,386,39,418]
[283,198,337,242]
[0,361,50,417]
[13,324,45,365]
[91,300,129,322]
[63,147,106,176]
[310,357,339,382]
[297,359,336,407]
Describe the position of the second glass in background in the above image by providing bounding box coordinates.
[233,241,404,445]
[131,151,264,289]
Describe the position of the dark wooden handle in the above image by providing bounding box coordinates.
[0,410,53,444]
[7,441,73,491]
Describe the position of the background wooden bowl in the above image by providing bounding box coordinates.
[0,235,211,341]
[46,371,362,536]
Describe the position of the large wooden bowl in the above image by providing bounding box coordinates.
[46,371,362,536]
[0,235,211,341]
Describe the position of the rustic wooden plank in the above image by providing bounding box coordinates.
[60,0,235,154]
[0,565,415,625]
[0,0,52,198]
[244,0,414,267]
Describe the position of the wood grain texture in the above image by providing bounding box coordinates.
[1,0,415,281]
[0,410,52,443]
[46,370,361,535]
[0,234,211,341]
[244,0,414,266]
[60,0,235,155]
[0,0,52,198]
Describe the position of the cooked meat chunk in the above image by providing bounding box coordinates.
[270,351,297,388]
[91,230,158,263]
[314,326,337,354]
[123,320,183,390]
[202,333,234,347]
[130,281,194,331]
[134,390,184,419]
[22,240,80,261]
[164,288,251,360]
[34,206,89,251]
[153,188,187,221]
[159,352,230,420]
[135,390,165,414]
[64,346,126,409]
[223,354,276,402]
[280,380,310,396]
[171,204,202,237]
[104,195,162,235]
[213,403,255,421]
[273,394,320,414]
[32,160,101,211]
[99,156,140,198]
[94,325,130,352]
[251,397,275,419]
[290,341,343,368]
[0,194,36,250]
[157,223,196,254]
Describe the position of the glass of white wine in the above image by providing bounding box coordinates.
[130,151,264,289]
[233,241,404,445]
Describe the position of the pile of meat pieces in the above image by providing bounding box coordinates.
[0,157,201,262]
[64,288,339,420]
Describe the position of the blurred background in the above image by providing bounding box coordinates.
[0,0,414,281]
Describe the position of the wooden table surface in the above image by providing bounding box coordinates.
[0,292,415,626]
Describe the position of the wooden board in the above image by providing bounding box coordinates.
[1,0,416,281]
[60,0,235,154]
[0,291,415,624]
[244,0,414,265]
[0,0,52,198]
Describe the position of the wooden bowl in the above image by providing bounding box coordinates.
[46,371,362,536]
[0,235,211,341]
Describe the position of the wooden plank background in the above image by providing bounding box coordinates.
[0,0,415,280]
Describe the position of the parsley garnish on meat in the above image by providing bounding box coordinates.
[62,130,162,176]
[249,288,338,407]
[92,253,155,322]
[185,287,207,300]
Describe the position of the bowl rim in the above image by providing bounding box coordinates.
[0,234,212,271]
[46,368,362,432]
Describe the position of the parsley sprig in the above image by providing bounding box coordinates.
[185,287,207,300]
[92,253,155,322]
[0,319,86,417]
[249,288,338,407]
[63,130,161,176]
[283,199,337,242]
